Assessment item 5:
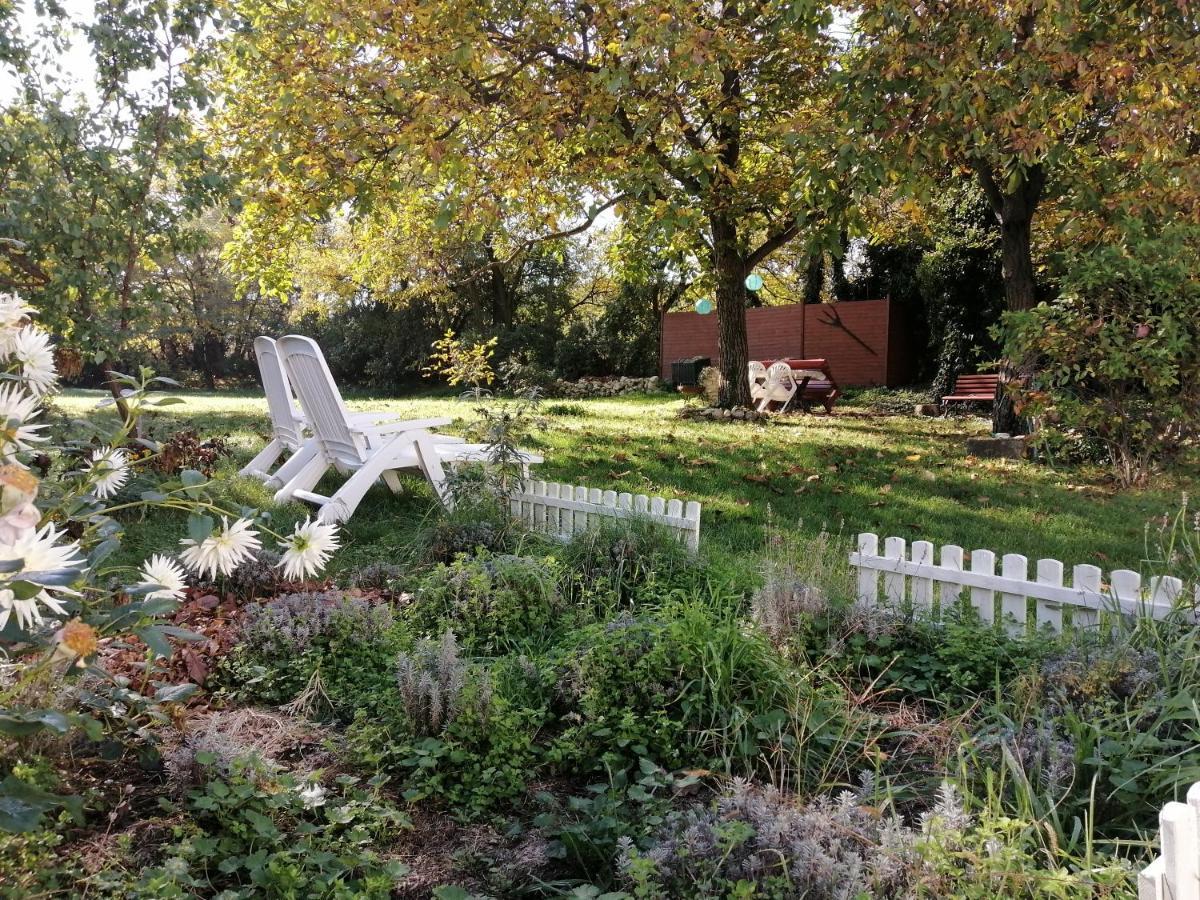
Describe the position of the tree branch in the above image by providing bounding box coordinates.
[744,221,801,270]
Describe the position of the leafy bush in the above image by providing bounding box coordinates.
[1005,218,1200,485]
[835,609,1048,702]
[410,552,571,654]
[348,562,405,592]
[95,755,409,898]
[346,654,553,816]
[533,759,699,883]
[554,322,608,380]
[550,602,861,785]
[220,591,406,717]
[147,428,232,477]
[418,514,511,566]
[981,617,1200,839]
[559,518,699,609]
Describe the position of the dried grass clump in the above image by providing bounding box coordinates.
[752,524,854,648]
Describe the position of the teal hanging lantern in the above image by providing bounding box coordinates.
[744,273,764,292]
[694,298,713,315]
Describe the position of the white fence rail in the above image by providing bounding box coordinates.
[849,532,1192,635]
[1140,783,1200,900]
[510,480,702,551]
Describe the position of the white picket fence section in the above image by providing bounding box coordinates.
[849,533,1192,635]
[1140,783,1200,900]
[509,480,702,551]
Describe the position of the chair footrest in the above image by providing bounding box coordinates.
[292,489,332,504]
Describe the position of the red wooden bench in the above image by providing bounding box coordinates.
[758,358,841,413]
[941,373,999,404]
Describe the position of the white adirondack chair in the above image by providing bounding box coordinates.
[240,336,441,490]
[748,361,769,406]
[275,335,541,523]
[757,361,798,412]
[239,337,309,484]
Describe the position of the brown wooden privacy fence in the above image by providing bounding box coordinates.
[509,481,702,551]
[1140,784,1200,899]
[849,533,1191,634]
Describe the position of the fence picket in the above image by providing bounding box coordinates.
[911,541,934,613]
[1072,565,1102,630]
[1035,559,1064,633]
[938,545,964,617]
[1000,554,1029,635]
[883,537,906,606]
[969,550,997,626]
[856,533,880,604]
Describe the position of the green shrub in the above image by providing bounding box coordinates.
[549,602,864,785]
[559,518,700,609]
[979,616,1200,841]
[217,591,408,719]
[1004,217,1200,486]
[345,653,554,817]
[95,755,409,898]
[835,609,1049,703]
[410,552,572,654]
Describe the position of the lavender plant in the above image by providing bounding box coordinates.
[394,630,491,737]
[239,591,397,657]
[618,777,923,898]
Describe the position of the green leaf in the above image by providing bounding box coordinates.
[0,776,84,832]
[0,708,72,737]
[181,469,207,489]
[187,513,214,542]
[155,683,199,704]
[135,625,174,659]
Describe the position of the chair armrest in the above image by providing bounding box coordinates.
[352,416,453,436]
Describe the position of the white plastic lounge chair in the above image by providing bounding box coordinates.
[275,335,541,523]
[748,361,769,406]
[239,337,308,484]
[239,336,444,490]
[757,361,798,412]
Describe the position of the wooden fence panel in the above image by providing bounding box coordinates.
[508,481,702,550]
[849,532,1192,634]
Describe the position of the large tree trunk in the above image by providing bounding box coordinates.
[973,161,1045,434]
[831,227,850,301]
[711,215,751,408]
[484,237,515,327]
[803,252,824,304]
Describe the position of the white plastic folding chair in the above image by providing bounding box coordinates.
[748,361,769,407]
[757,361,798,412]
[275,335,541,523]
[240,336,441,490]
[239,337,309,485]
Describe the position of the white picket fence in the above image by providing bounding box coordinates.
[849,533,1192,634]
[1140,783,1200,899]
[509,480,702,550]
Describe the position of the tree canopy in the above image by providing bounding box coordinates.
[220,0,857,405]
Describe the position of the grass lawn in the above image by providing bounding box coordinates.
[56,386,1191,576]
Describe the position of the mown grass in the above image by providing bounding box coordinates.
[54,386,1191,577]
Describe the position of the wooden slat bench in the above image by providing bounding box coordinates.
[758,358,841,413]
[941,373,999,404]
